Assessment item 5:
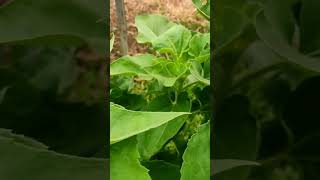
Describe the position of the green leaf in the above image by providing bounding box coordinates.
[110,54,156,78]
[300,0,320,54]
[142,160,181,180]
[152,25,192,57]
[189,61,210,86]
[135,14,192,58]
[135,14,176,44]
[180,122,210,180]
[0,0,106,54]
[188,33,210,62]
[137,118,185,160]
[111,55,188,87]
[212,159,259,175]
[144,61,188,87]
[0,129,108,180]
[110,138,151,180]
[138,94,190,160]
[192,0,211,20]
[110,103,190,144]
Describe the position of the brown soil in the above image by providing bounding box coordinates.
[110,0,209,60]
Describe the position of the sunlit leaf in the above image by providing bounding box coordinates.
[110,103,190,144]
[180,122,210,180]
[110,138,150,180]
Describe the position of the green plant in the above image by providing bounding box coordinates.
[109,11,211,180]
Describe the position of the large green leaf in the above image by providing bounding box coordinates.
[152,25,192,57]
[0,129,108,180]
[0,0,106,54]
[135,14,176,44]
[110,54,156,78]
[110,138,150,180]
[180,122,210,180]
[135,14,192,58]
[111,55,188,87]
[137,118,185,160]
[110,103,190,144]
[138,94,190,160]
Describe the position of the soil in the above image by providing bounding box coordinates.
[110,0,209,60]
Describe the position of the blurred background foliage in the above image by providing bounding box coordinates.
[213,0,320,179]
[0,0,108,166]
[0,46,108,157]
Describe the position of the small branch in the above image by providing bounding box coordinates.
[115,0,128,55]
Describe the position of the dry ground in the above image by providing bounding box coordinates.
[110,0,209,60]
